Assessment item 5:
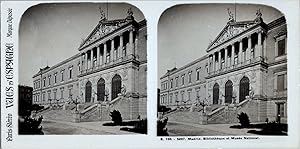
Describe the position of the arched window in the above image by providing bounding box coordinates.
[111,74,122,100]
[239,77,250,102]
[225,80,233,104]
[213,83,219,104]
[85,81,92,102]
[97,78,105,101]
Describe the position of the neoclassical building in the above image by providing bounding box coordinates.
[32,10,147,120]
[160,12,287,123]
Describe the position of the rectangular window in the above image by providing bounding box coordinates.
[54,73,57,84]
[196,69,200,80]
[188,72,192,83]
[48,92,51,101]
[170,79,173,89]
[69,88,72,98]
[60,89,64,99]
[61,70,64,81]
[54,91,57,100]
[277,74,285,91]
[188,91,191,101]
[277,103,285,117]
[43,93,45,101]
[48,76,51,86]
[170,95,172,103]
[43,78,46,87]
[69,69,72,79]
[278,39,285,56]
[182,75,185,85]
[175,77,178,87]
[78,63,81,72]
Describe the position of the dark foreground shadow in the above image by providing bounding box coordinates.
[230,122,287,136]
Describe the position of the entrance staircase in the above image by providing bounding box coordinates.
[164,97,264,124]
[36,93,142,123]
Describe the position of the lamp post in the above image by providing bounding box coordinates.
[70,94,79,111]
[56,98,59,106]
[104,89,109,102]
[175,100,179,108]
[199,98,208,114]
[49,98,52,107]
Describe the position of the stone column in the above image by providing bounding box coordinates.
[80,54,84,72]
[111,39,114,62]
[134,38,138,59]
[96,46,100,67]
[208,55,211,73]
[120,34,123,59]
[91,49,94,68]
[257,30,262,61]
[213,53,216,72]
[263,34,267,62]
[103,42,107,64]
[100,46,103,66]
[225,48,228,69]
[248,35,252,63]
[85,51,88,71]
[231,44,235,67]
[239,40,243,64]
[218,51,221,70]
[129,29,134,58]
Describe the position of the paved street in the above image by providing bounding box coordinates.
[167,121,260,136]
[41,119,139,135]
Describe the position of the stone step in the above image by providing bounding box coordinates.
[167,111,201,124]
[41,110,74,122]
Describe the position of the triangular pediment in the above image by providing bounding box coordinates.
[79,18,133,50]
[207,21,258,50]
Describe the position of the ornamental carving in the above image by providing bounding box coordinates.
[233,75,238,83]
[122,68,128,79]
[104,73,110,81]
[80,19,131,49]
[209,22,256,49]
[251,70,256,80]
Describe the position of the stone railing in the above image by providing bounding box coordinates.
[79,104,98,120]
[207,106,225,120]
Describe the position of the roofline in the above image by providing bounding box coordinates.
[160,54,208,79]
[267,16,286,30]
[138,19,147,28]
[33,53,81,78]
[78,17,145,51]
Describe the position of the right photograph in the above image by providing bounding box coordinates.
[157,4,287,136]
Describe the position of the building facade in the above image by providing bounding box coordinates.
[32,10,147,119]
[160,13,287,123]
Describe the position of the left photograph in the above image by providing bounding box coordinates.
[19,3,147,135]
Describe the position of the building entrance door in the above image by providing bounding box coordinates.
[213,83,219,104]
[85,81,92,102]
[97,78,105,101]
[225,80,233,103]
[239,77,249,102]
[111,74,121,100]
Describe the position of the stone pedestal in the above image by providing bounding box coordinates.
[77,104,84,111]
[63,102,68,110]
[204,106,212,113]
[72,111,81,123]
[199,112,208,125]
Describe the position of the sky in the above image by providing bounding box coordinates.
[158,4,283,82]
[19,3,144,86]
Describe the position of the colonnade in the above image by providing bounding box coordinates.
[80,29,135,73]
[208,30,263,73]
